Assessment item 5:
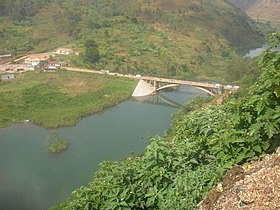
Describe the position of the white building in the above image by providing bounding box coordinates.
[55,48,73,55]
[24,53,51,66]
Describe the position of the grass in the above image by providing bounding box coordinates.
[45,130,70,153]
[47,139,69,153]
[0,70,136,128]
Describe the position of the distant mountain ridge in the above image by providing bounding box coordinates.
[227,0,280,28]
[226,0,258,10]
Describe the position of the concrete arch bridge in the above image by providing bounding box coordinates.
[62,67,238,97]
[132,76,236,97]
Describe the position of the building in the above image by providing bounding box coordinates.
[44,61,65,70]
[56,48,73,55]
[74,51,81,55]
[24,53,52,66]
[44,65,57,70]
[0,64,26,72]
[1,74,15,80]
[0,54,12,58]
[26,64,36,71]
[15,67,24,72]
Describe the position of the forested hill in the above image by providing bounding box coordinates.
[0,0,47,21]
[0,0,265,80]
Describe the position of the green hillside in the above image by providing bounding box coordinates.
[0,0,265,81]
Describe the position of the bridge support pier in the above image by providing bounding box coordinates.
[153,81,158,91]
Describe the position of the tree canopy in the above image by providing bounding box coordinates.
[83,39,100,64]
[0,0,48,21]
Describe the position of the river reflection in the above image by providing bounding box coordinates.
[0,86,205,210]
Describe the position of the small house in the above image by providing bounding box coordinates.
[15,67,25,72]
[0,54,12,58]
[24,53,51,66]
[44,61,63,70]
[45,65,57,70]
[56,48,73,55]
[1,74,15,80]
[74,51,81,55]
[26,64,35,71]
[48,61,62,67]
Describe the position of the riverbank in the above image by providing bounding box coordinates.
[0,70,136,128]
[0,86,192,210]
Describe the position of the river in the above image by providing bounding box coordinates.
[0,86,205,210]
[245,43,280,58]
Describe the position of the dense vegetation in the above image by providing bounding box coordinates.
[0,0,266,81]
[51,34,280,209]
[0,71,136,128]
[47,139,69,153]
[0,0,47,21]
[46,130,70,153]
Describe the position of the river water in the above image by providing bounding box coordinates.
[0,86,205,210]
[245,43,280,58]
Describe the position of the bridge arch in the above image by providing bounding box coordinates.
[132,80,220,97]
[156,84,180,92]
[194,87,215,96]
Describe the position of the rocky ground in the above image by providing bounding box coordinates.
[199,148,280,210]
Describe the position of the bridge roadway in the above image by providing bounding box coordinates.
[64,67,237,91]
[141,76,223,90]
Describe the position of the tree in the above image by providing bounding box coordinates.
[84,39,100,64]
[0,0,7,16]
[225,56,260,84]
[0,0,44,21]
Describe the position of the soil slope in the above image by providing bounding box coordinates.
[199,148,280,209]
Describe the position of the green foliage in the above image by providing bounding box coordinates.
[0,0,46,21]
[46,130,69,153]
[267,32,280,48]
[170,96,213,129]
[52,34,280,210]
[224,56,260,84]
[83,39,100,64]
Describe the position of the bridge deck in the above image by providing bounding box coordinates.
[142,76,223,89]
[64,67,237,91]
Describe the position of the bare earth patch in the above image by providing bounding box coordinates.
[199,148,280,210]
